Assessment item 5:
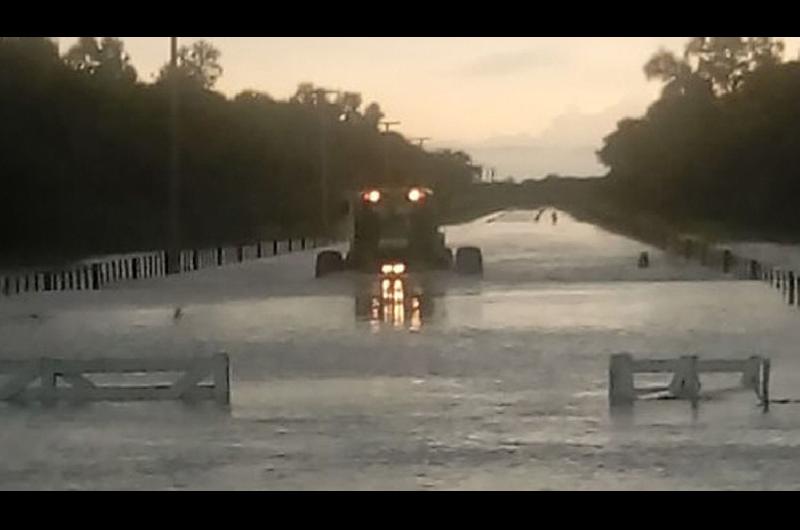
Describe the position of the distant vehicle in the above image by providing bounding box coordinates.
[315,186,483,278]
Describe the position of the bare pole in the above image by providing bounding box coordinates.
[409,137,430,184]
[314,88,340,236]
[167,37,181,274]
[409,137,430,149]
[379,121,401,181]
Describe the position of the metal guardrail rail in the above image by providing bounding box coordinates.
[0,354,230,405]
[609,353,770,410]
[1,237,333,297]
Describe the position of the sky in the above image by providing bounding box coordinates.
[58,37,800,179]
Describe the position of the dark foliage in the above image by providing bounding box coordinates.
[0,37,479,266]
[597,37,800,239]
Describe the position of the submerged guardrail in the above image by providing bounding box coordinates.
[0,236,332,297]
[0,354,230,405]
[609,353,770,411]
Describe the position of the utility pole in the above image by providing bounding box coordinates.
[314,88,340,236]
[379,121,401,181]
[167,37,181,274]
[409,137,430,183]
[409,137,431,149]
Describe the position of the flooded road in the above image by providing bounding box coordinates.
[4,209,800,490]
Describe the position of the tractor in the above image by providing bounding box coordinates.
[315,186,483,278]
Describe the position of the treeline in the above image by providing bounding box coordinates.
[0,37,479,266]
[597,37,800,239]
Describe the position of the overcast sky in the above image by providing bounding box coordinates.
[58,37,800,179]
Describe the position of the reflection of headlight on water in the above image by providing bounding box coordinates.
[371,278,422,330]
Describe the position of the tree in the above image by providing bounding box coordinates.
[234,89,274,105]
[600,36,800,235]
[643,48,711,99]
[290,82,317,105]
[746,37,785,69]
[64,37,137,83]
[335,91,362,120]
[363,102,384,128]
[157,40,222,90]
[0,37,481,265]
[683,37,785,95]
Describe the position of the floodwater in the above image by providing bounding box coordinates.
[3,209,800,490]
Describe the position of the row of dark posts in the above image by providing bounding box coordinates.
[1,237,326,297]
[677,237,740,276]
[757,264,799,307]
[677,236,800,308]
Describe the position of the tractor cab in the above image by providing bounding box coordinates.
[347,186,449,272]
[314,185,482,277]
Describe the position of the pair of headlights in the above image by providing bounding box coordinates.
[380,262,406,275]
[362,188,425,204]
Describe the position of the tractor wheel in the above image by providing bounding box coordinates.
[315,250,343,278]
[436,247,454,270]
[455,247,483,276]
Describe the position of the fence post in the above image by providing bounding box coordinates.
[762,358,771,412]
[217,247,224,266]
[301,237,307,250]
[91,263,101,290]
[273,240,278,255]
[741,356,761,390]
[609,353,635,406]
[164,252,175,276]
[237,246,244,263]
[212,353,230,406]
[749,260,759,280]
[722,249,732,273]
[669,355,700,403]
[789,271,796,305]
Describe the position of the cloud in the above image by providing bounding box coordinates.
[438,96,654,179]
[458,48,562,77]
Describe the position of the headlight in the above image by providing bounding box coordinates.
[407,188,424,202]
[380,262,406,275]
[363,190,381,203]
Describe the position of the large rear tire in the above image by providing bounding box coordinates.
[435,247,454,270]
[315,250,343,278]
[455,246,483,275]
